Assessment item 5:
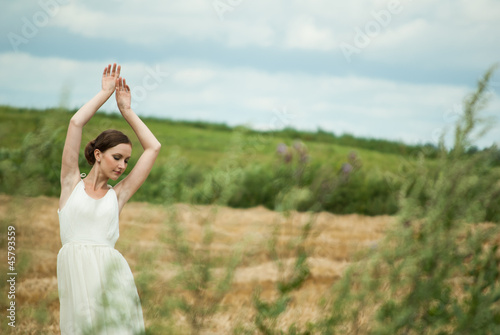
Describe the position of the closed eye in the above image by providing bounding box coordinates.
[113,154,130,163]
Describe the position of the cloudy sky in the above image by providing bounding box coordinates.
[1,0,499,148]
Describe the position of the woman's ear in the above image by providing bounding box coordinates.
[94,149,102,163]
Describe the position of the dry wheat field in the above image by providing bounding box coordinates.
[0,194,395,334]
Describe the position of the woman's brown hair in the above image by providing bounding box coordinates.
[84,129,132,165]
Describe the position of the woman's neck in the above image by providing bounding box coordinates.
[84,166,109,191]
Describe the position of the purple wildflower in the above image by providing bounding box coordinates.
[276,143,288,155]
[342,163,353,174]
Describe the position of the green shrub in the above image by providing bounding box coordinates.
[320,65,500,335]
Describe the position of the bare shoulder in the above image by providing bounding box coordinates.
[111,181,129,212]
[59,174,81,210]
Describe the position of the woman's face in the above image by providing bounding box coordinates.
[95,143,132,180]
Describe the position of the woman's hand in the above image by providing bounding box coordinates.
[115,77,132,112]
[113,74,161,211]
[102,63,121,94]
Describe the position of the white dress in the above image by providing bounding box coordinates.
[57,180,145,335]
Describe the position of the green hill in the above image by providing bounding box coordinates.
[1,105,498,216]
[0,104,438,169]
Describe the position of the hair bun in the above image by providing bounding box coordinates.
[84,139,97,165]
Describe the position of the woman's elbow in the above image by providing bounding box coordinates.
[69,116,84,128]
[151,141,162,154]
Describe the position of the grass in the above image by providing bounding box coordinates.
[1,104,438,216]
[0,105,430,174]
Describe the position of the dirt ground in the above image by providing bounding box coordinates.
[0,194,395,334]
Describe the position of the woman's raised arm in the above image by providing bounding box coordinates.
[113,77,161,210]
[59,64,121,208]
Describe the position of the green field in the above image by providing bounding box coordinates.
[0,104,498,217]
[0,104,432,169]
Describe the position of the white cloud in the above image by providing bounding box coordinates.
[171,68,216,86]
[50,1,217,45]
[284,16,336,50]
[6,0,487,80]
[3,52,497,147]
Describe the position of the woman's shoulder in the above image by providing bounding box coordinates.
[58,179,83,213]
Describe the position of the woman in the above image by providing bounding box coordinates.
[57,63,161,334]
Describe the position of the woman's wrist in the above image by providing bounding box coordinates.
[100,88,115,97]
[118,106,134,115]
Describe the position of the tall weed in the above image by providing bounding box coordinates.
[320,66,500,334]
